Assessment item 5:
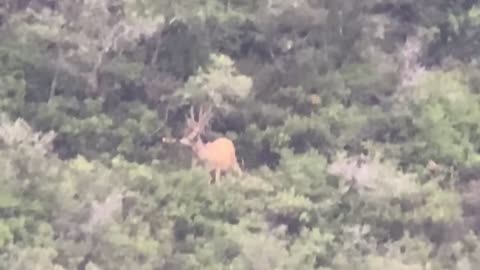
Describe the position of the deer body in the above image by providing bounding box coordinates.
[174,106,242,184]
[187,136,242,182]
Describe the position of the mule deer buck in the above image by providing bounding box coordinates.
[164,105,242,184]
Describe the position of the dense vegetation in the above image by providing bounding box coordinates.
[2,0,480,269]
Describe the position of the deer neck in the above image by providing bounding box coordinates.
[192,137,208,160]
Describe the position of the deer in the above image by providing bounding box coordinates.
[164,105,243,184]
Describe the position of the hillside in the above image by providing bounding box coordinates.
[1,1,480,269]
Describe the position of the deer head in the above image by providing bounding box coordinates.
[179,105,212,147]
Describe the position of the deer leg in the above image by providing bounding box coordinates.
[208,170,215,184]
[233,162,243,178]
[191,157,198,168]
[215,168,221,185]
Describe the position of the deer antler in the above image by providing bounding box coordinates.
[198,105,212,129]
[183,105,213,141]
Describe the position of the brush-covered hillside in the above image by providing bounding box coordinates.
[2,1,480,269]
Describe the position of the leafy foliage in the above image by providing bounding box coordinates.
[2,0,480,269]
